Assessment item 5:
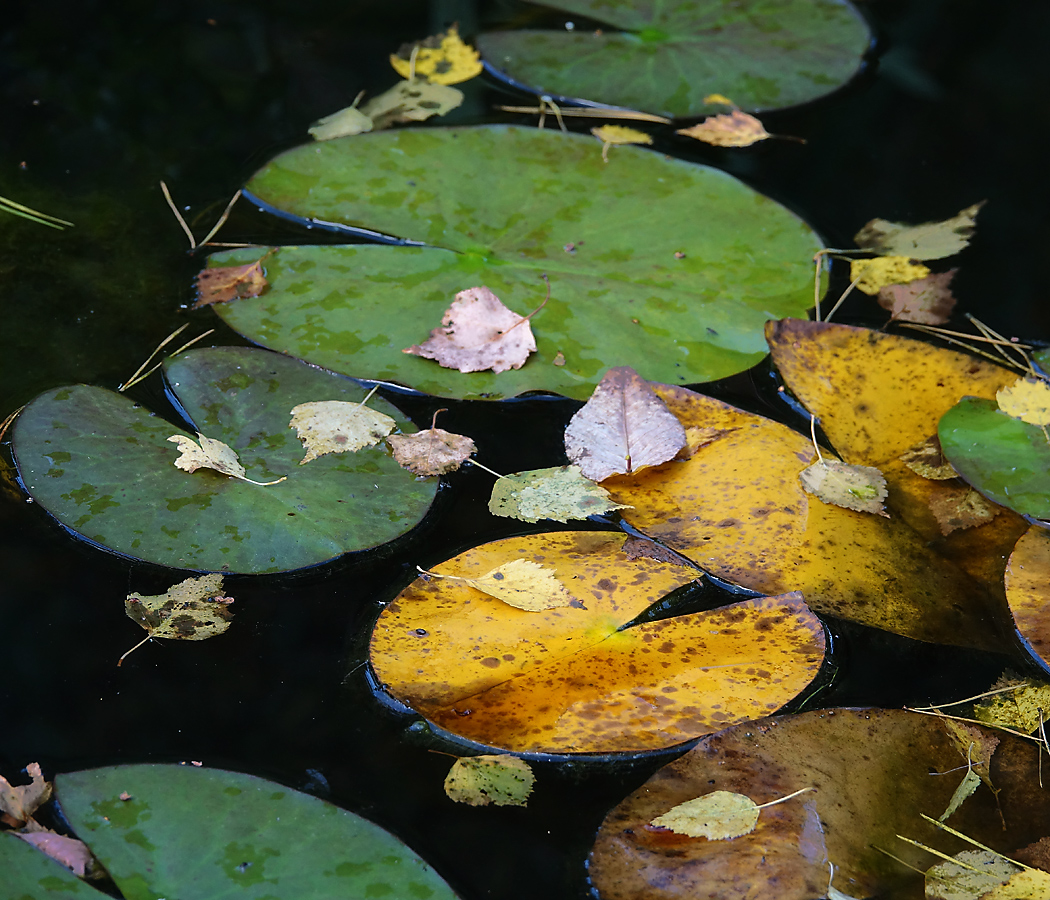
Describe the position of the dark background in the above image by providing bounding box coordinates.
[2,2,1049,897]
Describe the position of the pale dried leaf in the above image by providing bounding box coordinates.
[943,720,999,787]
[443,755,534,807]
[0,763,51,826]
[929,485,1000,536]
[193,260,268,308]
[799,459,889,516]
[462,558,579,611]
[997,377,1050,426]
[940,768,982,823]
[126,574,233,642]
[878,269,958,324]
[362,78,463,130]
[564,366,686,482]
[900,436,958,480]
[308,105,373,141]
[289,400,396,465]
[854,201,985,260]
[677,110,771,148]
[387,427,476,476]
[169,433,245,478]
[15,832,96,878]
[924,849,1020,900]
[650,791,759,840]
[404,286,536,374]
[488,465,630,523]
[850,256,932,295]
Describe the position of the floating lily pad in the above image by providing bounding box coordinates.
[10,347,437,573]
[476,1,871,119]
[55,764,459,900]
[939,396,1050,520]
[213,126,821,400]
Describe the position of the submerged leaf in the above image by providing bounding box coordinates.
[650,791,760,840]
[854,201,985,260]
[850,256,931,295]
[677,111,771,148]
[457,558,578,612]
[125,574,233,642]
[0,763,51,827]
[488,465,629,523]
[996,377,1050,426]
[288,399,396,465]
[878,269,957,324]
[390,24,482,85]
[564,367,686,482]
[443,756,535,807]
[387,427,475,476]
[900,436,958,480]
[404,286,536,374]
[799,458,889,517]
[974,678,1050,735]
[928,485,1000,536]
[193,259,268,308]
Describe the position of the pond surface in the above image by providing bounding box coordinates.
[2,1,1050,897]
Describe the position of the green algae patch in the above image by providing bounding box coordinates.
[216,126,822,400]
[55,764,459,900]
[11,346,437,573]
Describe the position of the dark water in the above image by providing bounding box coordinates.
[2,2,1049,898]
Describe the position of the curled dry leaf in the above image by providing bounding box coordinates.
[429,558,579,612]
[488,465,629,523]
[564,366,686,482]
[877,269,957,324]
[404,286,536,374]
[387,427,475,476]
[14,832,97,878]
[899,436,958,480]
[443,755,535,808]
[590,125,653,161]
[676,110,771,148]
[854,201,985,260]
[168,433,286,486]
[193,259,268,309]
[390,24,482,85]
[996,377,1050,426]
[849,256,931,295]
[799,458,889,517]
[0,763,51,827]
[288,398,396,465]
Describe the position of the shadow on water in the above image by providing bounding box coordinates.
[2,1,1050,897]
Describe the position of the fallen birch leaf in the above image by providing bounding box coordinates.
[996,377,1050,426]
[854,201,986,260]
[983,868,1050,899]
[877,269,957,324]
[168,433,286,485]
[591,125,653,161]
[450,558,579,611]
[488,465,629,522]
[900,436,958,480]
[677,110,771,148]
[308,104,373,141]
[944,719,999,789]
[799,458,889,517]
[14,832,97,878]
[0,763,51,827]
[121,573,234,664]
[650,787,811,841]
[443,755,535,807]
[390,24,482,85]
[387,426,475,476]
[925,849,1021,900]
[361,78,463,130]
[974,678,1050,735]
[849,256,931,295]
[564,366,686,482]
[928,485,1000,536]
[193,259,268,309]
[289,398,396,465]
[404,286,536,374]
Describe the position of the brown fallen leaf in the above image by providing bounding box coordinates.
[193,258,268,309]
[404,285,538,374]
[799,458,889,517]
[0,763,51,827]
[564,366,686,482]
[928,485,1000,536]
[15,832,98,878]
[877,269,957,324]
[387,410,476,476]
[677,110,771,148]
[621,536,692,567]
[899,435,958,480]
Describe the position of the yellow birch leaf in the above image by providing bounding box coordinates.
[1005,527,1050,669]
[996,377,1050,426]
[854,201,985,260]
[308,105,373,141]
[702,93,736,106]
[591,125,653,162]
[650,791,760,840]
[488,465,630,523]
[676,111,771,148]
[443,755,535,807]
[799,458,889,517]
[460,558,578,611]
[389,24,482,85]
[288,399,396,465]
[849,256,931,295]
[360,78,463,130]
[168,433,286,485]
[974,676,1050,735]
[981,868,1050,899]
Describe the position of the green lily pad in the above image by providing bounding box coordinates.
[56,764,459,900]
[0,831,101,897]
[939,396,1050,520]
[214,126,821,400]
[476,1,871,119]
[10,346,437,573]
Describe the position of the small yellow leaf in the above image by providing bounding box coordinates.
[289,399,396,465]
[389,24,482,85]
[650,791,760,840]
[702,93,736,106]
[168,434,286,485]
[800,458,889,517]
[461,558,579,611]
[982,867,1050,899]
[849,256,932,295]
[677,111,771,148]
[361,78,463,130]
[590,125,653,161]
[974,678,1050,734]
[488,465,630,523]
[443,755,535,807]
[854,201,985,260]
[996,377,1050,426]
[308,105,373,141]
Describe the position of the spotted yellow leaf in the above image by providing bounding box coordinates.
[849,256,931,295]
[443,755,535,807]
[389,24,482,85]
[996,377,1050,426]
